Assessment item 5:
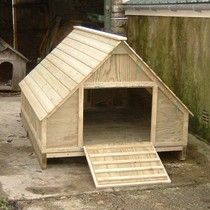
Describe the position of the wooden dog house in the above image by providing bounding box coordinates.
[0,38,28,91]
[20,26,192,188]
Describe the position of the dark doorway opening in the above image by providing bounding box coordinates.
[0,62,13,87]
[84,88,152,145]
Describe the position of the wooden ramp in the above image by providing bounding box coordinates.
[84,142,171,188]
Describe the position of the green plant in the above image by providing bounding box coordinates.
[0,198,10,210]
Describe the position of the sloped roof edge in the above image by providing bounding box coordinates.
[0,37,29,61]
[122,41,193,116]
[74,26,127,41]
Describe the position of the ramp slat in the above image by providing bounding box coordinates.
[84,142,171,188]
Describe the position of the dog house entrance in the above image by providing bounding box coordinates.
[0,62,13,89]
[84,87,152,145]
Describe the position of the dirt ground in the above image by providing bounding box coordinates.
[0,94,210,210]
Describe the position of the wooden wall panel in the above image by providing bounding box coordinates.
[156,90,184,145]
[21,93,42,144]
[86,54,151,83]
[46,90,79,149]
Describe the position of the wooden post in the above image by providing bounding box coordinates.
[12,0,18,49]
[151,85,158,145]
[178,113,189,160]
[41,119,47,153]
[78,87,84,147]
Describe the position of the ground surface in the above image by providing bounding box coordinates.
[0,94,210,210]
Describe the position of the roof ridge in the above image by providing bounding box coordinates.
[0,37,29,61]
[73,26,127,41]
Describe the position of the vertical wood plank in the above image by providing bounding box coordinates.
[78,87,84,147]
[41,119,47,153]
[183,113,189,146]
[151,85,158,144]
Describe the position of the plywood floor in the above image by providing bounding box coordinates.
[84,108,151,145]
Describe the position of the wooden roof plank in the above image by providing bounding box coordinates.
[24,75,54,113]
[74,26,127,41]
[73,28,120,47]
[63,38,107,61]
[46,54,84,83]
[30,69,62,105]
[68,32,114,54]
[52,48,92,76]
[20,80,47,120]
[57,43,99,68]
[37,64,69,99]
[41,59,76,90]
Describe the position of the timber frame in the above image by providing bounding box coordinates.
[20,26,192,169]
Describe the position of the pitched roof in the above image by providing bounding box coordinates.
[19,27,126,120]
[124,0,210,5]
[0,37,28,61]
[19,26,192,121]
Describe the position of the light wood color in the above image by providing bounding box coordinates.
[21,108,46,169]
[21,93,42,143]
[85,54,151,83]
[19,27,120,121]
[151,85,158,144]
[74,26,127,41]
[84,142,171,188]
[78,87,84,147]
[84,81,154,89]
[46,90,79,149]
[155,90,184,146]
[19,26,191,170]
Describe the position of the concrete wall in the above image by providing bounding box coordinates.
[127,16,210,141]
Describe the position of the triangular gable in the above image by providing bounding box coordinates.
[85,43,151,84]
[122,41,193,116]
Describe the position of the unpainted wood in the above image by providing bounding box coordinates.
[63,37,107,61]
[85,54,151,84]
[126,43,192,116]
[21,108,47,169]
[78,87,84,147]
[177,146,187,161]
[155,90,184,146]
[84,81,154,89]
[47,151,84,158]
[151,85,158,144]
[68,32,116,54]
[21,93,42,144]
[73,28,121,46]
[19,80,47,120]
[84,142,171,188]
[57,42,99,68]
[74,26,127,41]
[46,90,79,149]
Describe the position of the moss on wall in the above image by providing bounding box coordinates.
[127,16,210,141]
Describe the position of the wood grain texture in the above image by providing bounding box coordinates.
[155,90,184,145]
[84,142,171,188]
[85,54,151,84]
[46,90,79,149]
[21,93,42,143]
